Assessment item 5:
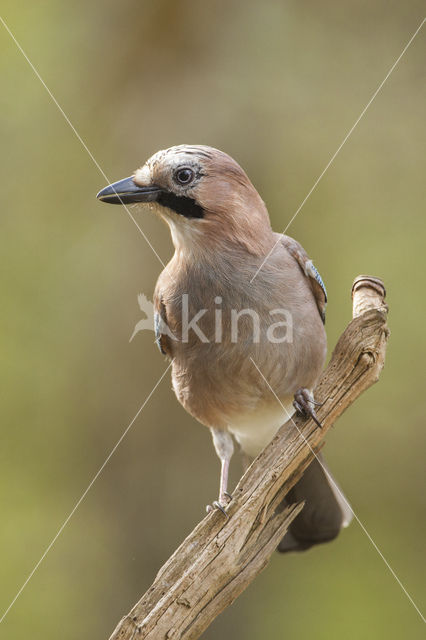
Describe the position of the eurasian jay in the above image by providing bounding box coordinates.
[97,145,352,552]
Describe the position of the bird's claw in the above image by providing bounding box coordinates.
[206,501,229,518]
[206,493,232,518]
[293,388,323,429]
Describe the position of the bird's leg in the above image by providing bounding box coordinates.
[206,428,234,516]
[293,388,323,429]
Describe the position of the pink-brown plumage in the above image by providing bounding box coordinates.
[97,144,352,548]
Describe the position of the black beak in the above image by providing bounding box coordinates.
[96,176,162,205]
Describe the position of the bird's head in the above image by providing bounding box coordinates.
[97,145,273,256]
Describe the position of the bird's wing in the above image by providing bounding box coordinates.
[279,234,327,323]
[153,292,172,356]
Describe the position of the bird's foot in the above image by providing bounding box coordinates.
[293,388,323,429]
[206,492,232,518]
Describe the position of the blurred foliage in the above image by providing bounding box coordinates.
[0,1,425,638]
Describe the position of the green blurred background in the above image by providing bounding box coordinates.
[1,1,425,638]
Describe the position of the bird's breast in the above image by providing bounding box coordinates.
[157,252,327,443]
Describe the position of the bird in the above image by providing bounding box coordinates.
[97,144,352,552]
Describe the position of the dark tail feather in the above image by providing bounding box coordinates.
[278,454,352,553]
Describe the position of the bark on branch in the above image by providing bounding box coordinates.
[109,275,389,640]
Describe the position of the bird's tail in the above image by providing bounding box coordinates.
[277,453,353,553]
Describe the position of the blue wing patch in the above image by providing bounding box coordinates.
[304,259,327,323]
[308,261,327,303]
[279,235,327,323]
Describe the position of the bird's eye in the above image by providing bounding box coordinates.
[174,167,194,185]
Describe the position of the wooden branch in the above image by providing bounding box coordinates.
[109,275,389,640]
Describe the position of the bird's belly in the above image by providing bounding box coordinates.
[228,398,295,457]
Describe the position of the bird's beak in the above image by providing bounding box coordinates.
[96,176,162,205]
